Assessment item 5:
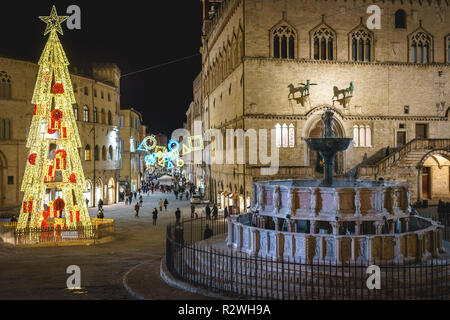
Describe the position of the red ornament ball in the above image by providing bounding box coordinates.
[28,153,37,165]
[69,173,77,183]
[51,109,63,121]
[47,128,57,135]
[52,83,65,94]
[42,210,50,220]
[33,104,37,115]
[53,198,65,211]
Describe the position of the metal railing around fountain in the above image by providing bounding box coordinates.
[166,217,450,300]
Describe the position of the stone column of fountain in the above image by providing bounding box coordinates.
[306,109,353,186]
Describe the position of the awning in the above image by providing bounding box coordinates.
[230,193,240,199]
[221,191,230,196]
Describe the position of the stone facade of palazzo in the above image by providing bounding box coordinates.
[0,57,143,214]
[186,0,450,211]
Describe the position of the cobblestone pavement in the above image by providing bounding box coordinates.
[0,192,208,300]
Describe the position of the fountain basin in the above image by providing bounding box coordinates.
[305,137,353,155]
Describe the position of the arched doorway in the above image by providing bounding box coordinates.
[308,118,345,175]
[419,151,450,200]
[84,180,92,207]
[95,179,103,205]
[107,178,116,204]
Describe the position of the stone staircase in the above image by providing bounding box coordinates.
[357,139,450,200]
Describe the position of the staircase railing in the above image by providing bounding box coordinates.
[358,139,450,177]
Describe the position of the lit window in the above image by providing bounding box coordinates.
[282,124,288,148]
[275,124,281,148]
[289,124,295,148]
[84,145,91,161]
[83,106,89,122]
[93,107,98,123]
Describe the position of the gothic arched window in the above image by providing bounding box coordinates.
[271,24,296,59]
[282,124,288,148]
[85,145,91,161]
[94,145,99,161]
[409,28,433,63]
[83,105,89,122]
[311,23,336,61]
[350,24,373,62]
[0,71,12,99]
[395,10,406,29]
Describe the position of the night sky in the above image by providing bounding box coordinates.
[0,1,203,136]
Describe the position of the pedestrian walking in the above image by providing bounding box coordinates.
[191,203,196,218]
[204,224,213,240]
[205,204,211,220]
[134,203,140,217]
[164,198,169,211]
[175,208,181,224]
[139,195,143,207]
[212,204,218,220]
[159,199,164,212]
[152,208,158,225]
[98,198,103,210]
[224,206,228,218]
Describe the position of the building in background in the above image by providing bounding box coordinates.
[196,0,450,213]
[0,57,121,212]
[119,107,144,194]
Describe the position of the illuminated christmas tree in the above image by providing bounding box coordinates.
[17,6,91,231]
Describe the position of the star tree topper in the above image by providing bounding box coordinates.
[39,6,68,36]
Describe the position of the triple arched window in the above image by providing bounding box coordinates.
[0,71,12,100]
[275,123,295,148]
[353,125,372,147]
[409,29,432,63]
[311,24,336,61]
[271,24,296,59]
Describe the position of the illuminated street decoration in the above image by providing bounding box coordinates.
[141,137,184,169]
[137,135,157,152]
[17,6,92,231]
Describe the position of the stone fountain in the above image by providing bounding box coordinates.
[226,110,444,265]
[305,109,353,186]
